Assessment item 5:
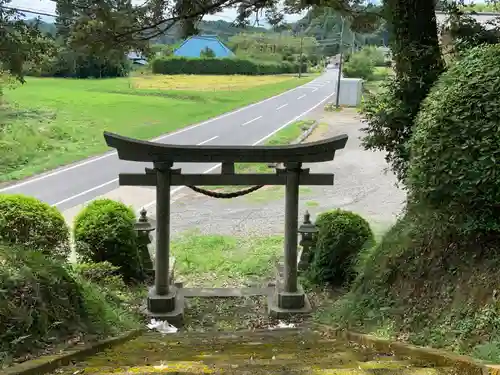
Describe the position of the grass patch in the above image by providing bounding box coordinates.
[305,200,319,207]
[1,74,315,182]
[172,232,284,288]
[244,185,284,203]
[242,180,314,203]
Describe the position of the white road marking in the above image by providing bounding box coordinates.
[141,91,337,211]
[241,116,262,126]
[312,88,319,93]
[197,135,218,145]
[0,79,317,193]
[53,136,219,208]
[276,103,289,110]
[52,179,119,207]
[297,94,306,100]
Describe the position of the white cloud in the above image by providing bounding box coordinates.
[10,0,306,24]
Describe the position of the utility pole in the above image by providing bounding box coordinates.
[298,24,304,78]
[335,16,345,108]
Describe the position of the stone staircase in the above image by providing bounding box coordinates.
[51,329,458,374]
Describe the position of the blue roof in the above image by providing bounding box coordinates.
[173,35,235,58]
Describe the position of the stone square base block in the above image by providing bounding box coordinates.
[267,284,312,320]
[147,285,184,327]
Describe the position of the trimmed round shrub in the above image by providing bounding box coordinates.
[308,209,374,286]
[73,199,145,282]
[408,44,500,233]
[0,194,70,259]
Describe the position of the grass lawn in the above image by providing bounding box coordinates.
[172,232,284,288]
[0,74,316,182]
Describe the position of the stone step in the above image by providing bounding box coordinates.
[49,330,457,375]
[65,364,455,374]
[181,286,273,298]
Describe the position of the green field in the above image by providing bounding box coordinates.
[0,74,315,182]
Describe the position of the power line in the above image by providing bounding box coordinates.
[0,4,296,40]
[0,4,271,26]
[1,5,57,18]
[0,4,261,35]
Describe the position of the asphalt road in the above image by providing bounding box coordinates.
[0,71,338,211]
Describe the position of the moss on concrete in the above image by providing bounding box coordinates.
[49,331,456,375]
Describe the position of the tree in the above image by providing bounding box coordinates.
[443,4,500,56]
[360,0,444,183]
[200,46,215,57]
[52,0,145,78]
[0,0,54,83]
[175,0,201,38]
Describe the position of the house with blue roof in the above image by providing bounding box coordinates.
[173,35,235,58]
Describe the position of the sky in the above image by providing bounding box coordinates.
[10,0,306,25]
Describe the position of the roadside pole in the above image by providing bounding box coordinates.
[298,25,304,78]
[335,16,345,109]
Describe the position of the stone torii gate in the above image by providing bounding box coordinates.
[104,131,348,324]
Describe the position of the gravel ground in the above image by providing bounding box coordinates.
[155,108,406,239]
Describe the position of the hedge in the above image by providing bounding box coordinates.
[408,44,500,233]
[151,56,306,75]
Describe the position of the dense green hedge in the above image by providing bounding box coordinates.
[408,44,500,233]
[151,57,306,75]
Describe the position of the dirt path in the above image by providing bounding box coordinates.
[159,108,405,239]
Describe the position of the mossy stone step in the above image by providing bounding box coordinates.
[49,330,456,375]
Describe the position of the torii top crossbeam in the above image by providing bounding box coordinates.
[104,131,348,163]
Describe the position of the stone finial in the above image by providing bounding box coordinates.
[304,210,311,224]
[134,208,155,233]
[139,207,148,222]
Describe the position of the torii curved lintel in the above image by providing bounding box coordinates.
[104,131,348,163]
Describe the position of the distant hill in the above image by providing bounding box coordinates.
[150,19,270,44]
[26,19,56,36]
[27,18,269,44]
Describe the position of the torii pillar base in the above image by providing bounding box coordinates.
[147,285,184,327]
[268,284,312,320]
